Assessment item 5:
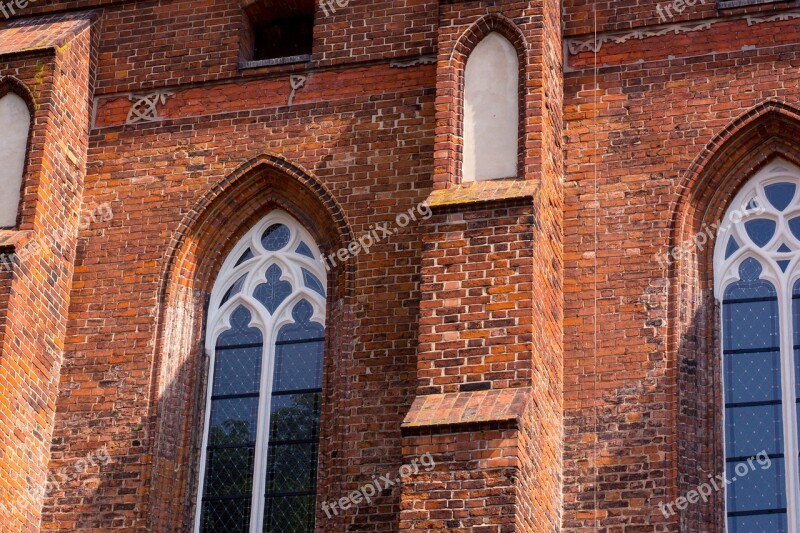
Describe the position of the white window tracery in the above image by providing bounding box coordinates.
[195,210,326,533]
[714,158,800,532]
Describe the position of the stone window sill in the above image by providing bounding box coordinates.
[0,229,33,272]
[717,0,789,8]
[425,179,540,210]
[239,54,312,70]
[0,229,32,249]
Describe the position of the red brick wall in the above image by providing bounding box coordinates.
[400,423,522,532]
[0,0,795,531]
[399,1,564,530]
[0,15,95,532]
[562,6,800,531]
[37,7,437,526]
[11,0,439,94]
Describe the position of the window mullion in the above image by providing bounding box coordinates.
[780,290,800,532]
[193,346,217,532]
[250,334,274,533]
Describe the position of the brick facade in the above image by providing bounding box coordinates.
[0,0,795,531]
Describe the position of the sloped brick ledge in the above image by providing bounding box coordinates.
[425,178,539,210]
[401,386,530,431]
[0,229,32,250]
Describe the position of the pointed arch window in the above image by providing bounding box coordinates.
[714,158,800,532]
[462,31,519,182]
[0,91,31,228]
[195,211,326,532]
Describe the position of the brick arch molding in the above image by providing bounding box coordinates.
[436,13,528,186]
[669,101,800,531]
[144,153,354,531]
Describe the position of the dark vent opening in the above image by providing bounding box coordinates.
[243,0,315,63]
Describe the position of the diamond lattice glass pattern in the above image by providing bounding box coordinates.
[715,164,800,532]
[254,264,293,314]
[261,300,324,532]
[723,259,787,527]
[794,281,800,477]
[262,224,291,251]
[200,305,264,532]
[263,495,315,533]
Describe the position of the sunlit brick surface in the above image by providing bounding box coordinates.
[0,0,795,531]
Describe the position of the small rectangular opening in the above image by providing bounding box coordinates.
[242,0,315,63]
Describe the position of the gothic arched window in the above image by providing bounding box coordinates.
[714,158,800,532]
[0,91,30,227]
[195,211,326,532]
[462,31,519,182]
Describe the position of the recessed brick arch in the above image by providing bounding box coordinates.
[436,13,529,187]
[144,154,354,531]
[669,101,800,531]
[0,76,37,229]
[0,75,35,113]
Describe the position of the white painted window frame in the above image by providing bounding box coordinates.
[714,158,800,531]
[194,210,327,533]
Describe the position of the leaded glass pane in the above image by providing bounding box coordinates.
[277,300,324,343]
[725,404,784,457]
[295,242,314,259]
[261,300,324,532]
[794,281,800,477]
[262,224,290,251]
[208,398,260,446]
[765,182,796,212]
[221,274,247,307]
[201,494,252,532]
[213,346,262,396]
[274,342,324,392]
[723,259,787,526]
[236,248,255,266]
[203,447,257,498]
[301,268,325,296]
[726,457,786,513]
[201,215,325,533]
[263,495,315,533]
[217,307,262,347]
[266,443,317,493]
[254,265,292,314]
[728,514,788,533]
[725,236,740,259]
[201,306,263,532]
[724,351,782,404]
[744,218,776,247]
[269,393,320,442]
[789,217,800,241]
